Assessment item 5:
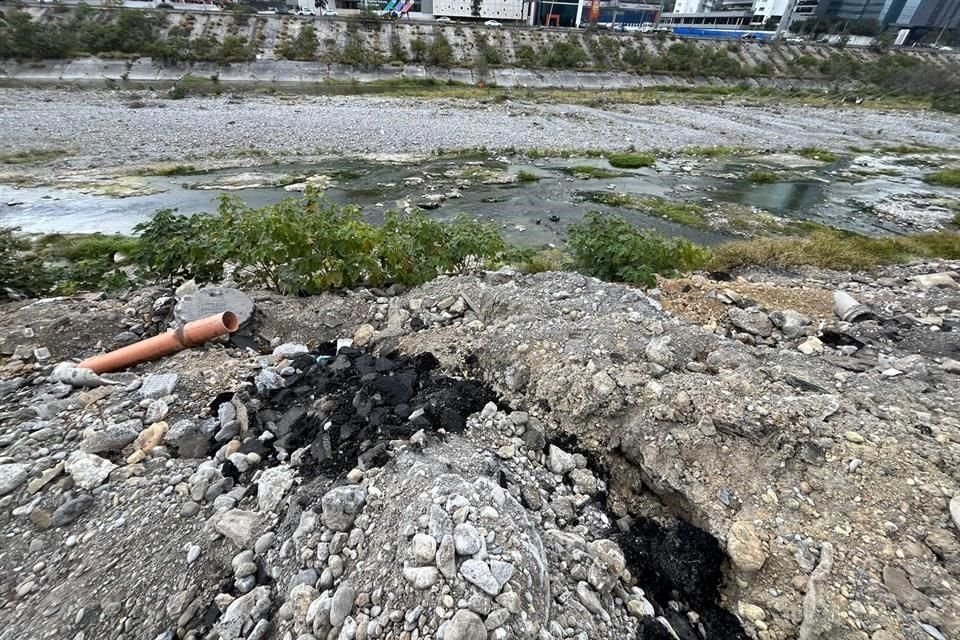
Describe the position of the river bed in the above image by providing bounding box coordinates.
[1,151,958,246]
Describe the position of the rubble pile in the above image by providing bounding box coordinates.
[0,261,958,640]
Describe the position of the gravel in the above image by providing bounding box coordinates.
[1,89,958,169]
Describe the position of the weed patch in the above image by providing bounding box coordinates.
[709,229,960,271]
[561,165,624,179]
[923,169,960,188]
[0,148,68,165]
[797,147,838,162]
[608,153,655,169]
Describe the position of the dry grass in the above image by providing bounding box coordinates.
[709,230,960,271]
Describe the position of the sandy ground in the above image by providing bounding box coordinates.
[1,89,959,169]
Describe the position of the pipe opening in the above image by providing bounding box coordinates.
[221,311,240,333]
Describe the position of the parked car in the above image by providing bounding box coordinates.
[436,16,452,22]
[256,8,277,14]
[484,20,501,26]
[296,8,316,15]
[321,9,338,16]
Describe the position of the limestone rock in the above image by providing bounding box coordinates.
[215,586,271,640]
[444,609,486,640]
[411,533,438,566]
[64,451,116,490]
[321,485,366,532]
[460,559,500,596]
[727,521,767,572]
[403,566,440,590]
[728,307,774,337]
[548,445,575,476]
[81,419,141,454]
[453,523,482,556]
[882,565,930,612]
[214,509,262,548]
[257,465,295,512]
[0,463,29,495]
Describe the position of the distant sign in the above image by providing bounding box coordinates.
[894,28,910,46]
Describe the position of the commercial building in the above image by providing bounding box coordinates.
[663,0,795,29]
[433,0,524,19]
[893,0,960,28]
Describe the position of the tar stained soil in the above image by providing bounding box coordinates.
[195,343,746,638]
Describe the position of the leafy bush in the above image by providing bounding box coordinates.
[428,31,454,67]
[515,44,539,67]
[923,169,960,187]
[337,30,383,67]
[278,25,318,61]
[132,193,506,294]
[1,228,138,297]
[474,33,501,66]
[410,37,428,63]
[516,170,539,183]
[568,212,709,287]
[543,37,588,69]
[932,93,960,115]
[608,152,655,169]
[0,227,51,296]
[133,209,222,283]
[0,8,254,63]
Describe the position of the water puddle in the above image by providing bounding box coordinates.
[1,152,957,245]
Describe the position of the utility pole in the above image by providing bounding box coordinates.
[654,0,664,28]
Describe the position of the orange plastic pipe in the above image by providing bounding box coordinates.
[78,312,240,374]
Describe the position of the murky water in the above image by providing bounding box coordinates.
[1,154,957,245]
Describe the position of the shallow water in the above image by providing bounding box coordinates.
[1,154,956,245]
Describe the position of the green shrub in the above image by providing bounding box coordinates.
[515,44,539,67]
[923,169,960,188]
[0,227,52,296]
[428,31,454,67]
[516,170,539,183]
[608,152,655,169]
[132,193,506,294]
[932,93,960,115]
[1,229,137,297]
[474,33,501,65]
[410,37,429,63]
[568,212,709,287]
[278,25,318,61]
[543,37,588,69]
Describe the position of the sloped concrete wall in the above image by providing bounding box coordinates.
[0,57,858,91]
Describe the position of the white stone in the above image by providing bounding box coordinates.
[548,445,575,476]
[64,451,116,490]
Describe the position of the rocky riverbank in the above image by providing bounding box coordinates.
[0,262,959,640]
[2,89,959,171]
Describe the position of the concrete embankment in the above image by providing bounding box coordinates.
[0,57,854,91]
